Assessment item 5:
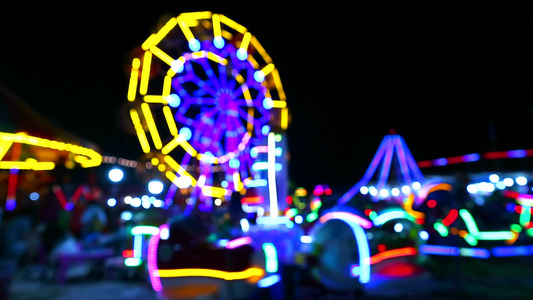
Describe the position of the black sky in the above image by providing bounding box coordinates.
[2,1,533,191]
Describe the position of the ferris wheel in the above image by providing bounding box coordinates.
[127,11,289,214]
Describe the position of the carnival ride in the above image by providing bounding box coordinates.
[0,85,102,212]
[302,134,428,292]
[117,9,533,299]
[125,11,291,298]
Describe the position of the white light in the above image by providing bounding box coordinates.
[240,218,250,232]
[368,186,378,197]
[294,215,303,224]
[360,186,369,195]
[516,176,528,186]
[489,174,500,183]
[467,184,478,194]
[153,199,163,207]
[29,192,40,201]
[391,188,400,197]
[478,182,495,193]
[503,178,514,187]
[171,59,184,73]
[124,196,132,204]
[393,222,403,233]
[131,197,141,207]
[300,236,312,243]
[379,189,389,198]
[496,181,506,190]
[142,198,151,209]
[214,198,222,206]
[176,176,192,189]
[120,211,133,221]
[108,168,124,182]
[107,198,117,207]
[419,230,429,241]
[412,182,421,190]
[401,185,411,195]
[148,180,164,194]
[160,227,169,240]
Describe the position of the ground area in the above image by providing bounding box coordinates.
[6,256,533,300]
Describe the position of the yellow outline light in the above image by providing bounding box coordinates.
[0,132,101,169]
[156,267,264,280]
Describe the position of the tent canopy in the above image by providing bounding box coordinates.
[0,84,101,170]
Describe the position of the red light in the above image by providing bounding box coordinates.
[325,188,332,195]
[427,199,437,208]
[364,209,372,216]
[241,196,264,204]
[417,160,432,168]
[377,262,423,278]
[442,209,458,226]
[122,250,134,258]
[377,244,386,252]
[285,196,293,205]
[515,205,523,214]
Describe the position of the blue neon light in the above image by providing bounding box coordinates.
[188,39,201,51]
[257,274,281,288]
[213,36,225,49]
[492,245,533,257]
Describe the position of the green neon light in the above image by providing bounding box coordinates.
[372,209,412,226]
[459,209,514,240]
[511,224,522,232]
[520,206,531,226]
[476,231,515,240]
[459,209,479,235]
[306,212,318,223]
[124,257,142,267]
[434,222,449,237]
[464,234,478,246]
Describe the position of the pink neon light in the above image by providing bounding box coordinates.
[147,224,167,292]
[254,146,268,153]
[319,211,373,229]
[225,237,252,249]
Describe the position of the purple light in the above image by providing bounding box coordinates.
[338,135,424,205]
[492,245,533,257]
[5,199,16,211]
[462,153,480,162]
[433,158,447,166]
[147,224,168,292]
[419,245,459,256]
[507,149,527,158]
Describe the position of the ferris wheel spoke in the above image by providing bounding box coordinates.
[197,58,222,91]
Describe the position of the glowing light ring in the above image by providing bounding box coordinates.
[0,131,101,169]
[127,12,287,211]
[147,224,167,292]
[318,214,371,284]
[372,209,414,226]
[171,45,270,161]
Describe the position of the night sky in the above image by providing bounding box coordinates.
[2,2,533,191]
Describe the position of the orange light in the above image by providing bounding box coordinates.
[370,247,417,265]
